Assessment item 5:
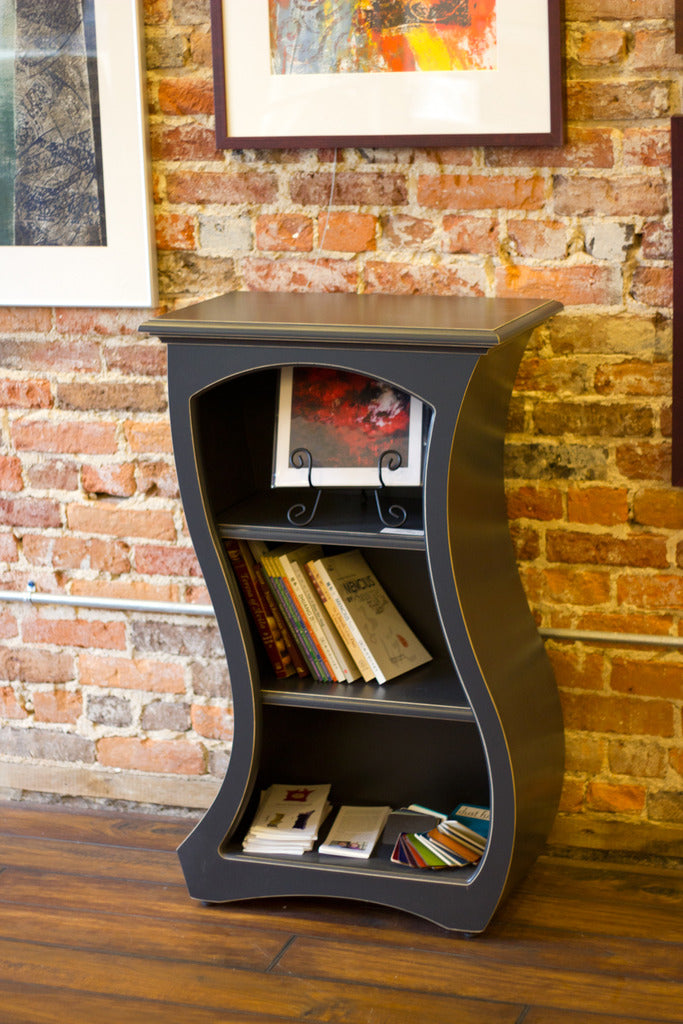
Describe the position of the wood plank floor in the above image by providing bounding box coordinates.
[0,801,681,1024]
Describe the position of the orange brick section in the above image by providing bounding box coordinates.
[0,1,679,839]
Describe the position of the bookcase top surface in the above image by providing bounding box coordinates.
[141,292,562,348]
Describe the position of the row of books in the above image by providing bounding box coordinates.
[241,784,490,867]
[225,539,431,685]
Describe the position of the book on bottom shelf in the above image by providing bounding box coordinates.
[318,805,391,859]
[242,784,331,855]
[308,549,432,684]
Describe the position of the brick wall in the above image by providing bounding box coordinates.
[0,0,681,853]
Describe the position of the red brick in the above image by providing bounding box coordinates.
[485,127,615,170]
[157,75,214,115]
[586,781,646,813]
[514,356,590,394]
[547,646,607,691]
[26,458,79,491]
[150,122,220,161]
[0,533,18,562]
[135,461,179,499]
[553,175,668,218]
[569,26,627,66]
[631,28,679,71]
[533,400,653,438]
[54,309,142,337]
[507,220,568,260]
[594,360,671,397]
[640,222,672,260]
[70,579,177,604]
[442,216,498,254]
[609,739,667,779]
[12,419,119,455]
[0,498,61,529]
[0,380,52,408]
[0,339,101,373]
[418,174,545,211]
[134,544,202,577]
[546,529,668,569]
[557,777,587,814]
[104,342,167,377]
[561,691,674,738]
[539,566,612,606]
[496,265,621,306]
[243,258,357,294]
[611,657,683,701]
[22,616,127,651]
[633,489,683,529]
[616,443,672,482]
[0,686,28,719]
[290,171,408,206]
[33,689,82,724]
[576,611,675,637]
[22,535,131,575]
[566,80,674,122]
[66,503,176,542]
[506,484,564,521]
[382,214,438,249]
[0,307,53,332]
[79,653,186,693]
[0,456,23,491]
[567,486,629,525]
[509,523,541,561]
[166,170,278,205]
[318,212,377,252]
[81,464,137,498]
[155,212,198,251]
[191,704,233,741]
[0,647,74,684]
[630,266,673,308]
[97,736,205,774]
[255,215,313,252]
[123,421,173,453]
[622,127,671,167]
[365,260,485,296]
[564,733,606,774]
[617,574,683,611]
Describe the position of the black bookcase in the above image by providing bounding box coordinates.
[141,291,564,933]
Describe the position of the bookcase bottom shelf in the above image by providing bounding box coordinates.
[182,843,485,932]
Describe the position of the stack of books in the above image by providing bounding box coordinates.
[242,783,331,855]
[226,540,431,685]
[390,804,490,870]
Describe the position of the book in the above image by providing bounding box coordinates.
[280,545,361,683]
[318,805,391,859]
[390,803,490,870]
[242,783,331,855]
[309,549,432,684]
[306,558,376,682]
[246,540,309,678]
[224,539,294,679]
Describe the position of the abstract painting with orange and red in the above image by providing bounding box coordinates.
[269,0,497,75]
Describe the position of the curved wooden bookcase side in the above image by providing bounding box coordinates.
[143,293,564,934]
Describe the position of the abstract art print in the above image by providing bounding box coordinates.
[269,0,497,75]
[211,0,562,147]
[273,367,424,488]
[0,0,156,306]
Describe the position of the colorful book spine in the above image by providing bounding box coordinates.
[306,559,377,683]
[224,539,293,678]
[245,540,308,678]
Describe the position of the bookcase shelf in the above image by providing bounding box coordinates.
[141,291,565,934]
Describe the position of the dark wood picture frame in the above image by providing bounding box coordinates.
[210,0,564,150]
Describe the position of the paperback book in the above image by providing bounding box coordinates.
[307,549,432,684]
[242,783,331,855]
[318,805,391,859]
[390,804,490,870]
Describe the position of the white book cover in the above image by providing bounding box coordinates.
[318,805,392,859]
[245,784,331,845]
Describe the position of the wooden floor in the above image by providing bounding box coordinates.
[0,801,681,1024]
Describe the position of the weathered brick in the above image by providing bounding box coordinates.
[0,497,61,529]
[365,260,486,297]
[255,215,313,252]
[318,212,377,252]
[22,616,126,651]
[586,781,646,813]
[608,739,667,779]
[616,443,672,482]
[0,647,74,684]
[506,484,564,521]
[547,645,607,691]
[553,175,668,218]
[134,544,202,577]
[131,620,223,660]
[0,685,28,718]
[290,171,408,206]
[418,174,545,211]
[610,657,683,701]
[33,689,82,724]
[0,726,95,763]
[191,703,233,740]
[647,791,683,824]
[496,264,622,306]
[546,529,669,569]
[166,170,278,205]
[633,488,683,529]
[12,419,119,455]
[135,460,179,499]
[0,380,52,408]
[567,486,629,525]
[507,220,568,260]
[533,401,654,438]
[0,456,23,491]
[81,463,137,498]
[79,653,186,693]
[561,691,674,738]
[616,574,683,611]
[242,258,357,294]
[66,503,176,542]
[594,360,670,397]
[123,421,174,454]
[97,736,205,774]
[382,214,438,250]
[157,75,214,115]
[141,699,191,732]
[155,211,198,251]
[86,694,133,728]
[57,381,167,413]
[190,660,230,699]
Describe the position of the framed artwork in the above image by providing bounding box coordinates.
[672,115,683,486]
[0,0,156,307]
[273,367,425,488]
[210,0,564,149]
